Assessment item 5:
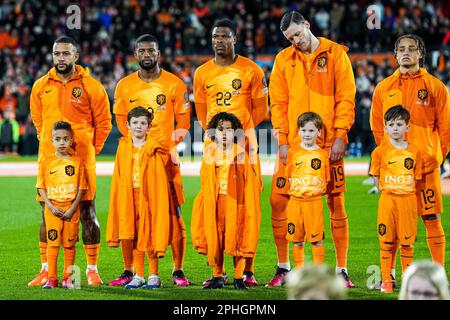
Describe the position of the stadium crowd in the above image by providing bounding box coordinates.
[0,0,449,156]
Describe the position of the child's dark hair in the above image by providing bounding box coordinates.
[384,105,410,124]
[206,112,243,142]
[53,121,73,135]
[297,112,323,130]
[127,106,154,123]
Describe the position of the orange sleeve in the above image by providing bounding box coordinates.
[369,147,381,176]
[285,147,294,179]
[173,79,191,144]
[88,79,112,154]
[115,114,128,137]
[333,46,356,137]
[36,160,46,189]
[415,149,423,181]
[30,80,43,140]
[370,83,384,146]
[113,79,128,137]
[193,68,207,129]
[250,64,269,127]
[269,53,289,145]
[78,160,88,190]
[434,78,450,159]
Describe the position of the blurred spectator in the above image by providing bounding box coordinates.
[0,110,19,154]
[285,264,347,300]
[399,260,450,300]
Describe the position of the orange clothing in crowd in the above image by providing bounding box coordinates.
[269,37,355,148]
[106,135,170,257]
[370,68,450,174]
[193,55,269,131]
[191,143,261,267]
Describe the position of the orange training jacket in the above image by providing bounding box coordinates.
[30,65,112,164]
[106,135,170,257]
[269,37,356,148]
[370,68,450,174]
[191,143,261,267]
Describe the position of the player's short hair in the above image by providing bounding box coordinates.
[286,264,347,300]
[297,112,323,130]
[134,34,159,50]
[52,121,73,136]
[212,18,237,37]
[280,11,306,32]
[54,36,78,52]
[384,105,410,124]
[206,112,243,143]
[394,34,426,67]
[127,106,154,124]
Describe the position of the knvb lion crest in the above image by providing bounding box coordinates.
[276,177,286,189]
[156,94,166,106]
[418,89,428,101]
[311,158,322,170]
[72,86,82,98]
[318,57,327,68]
[404,158,414,170]
[287,223,295,235]
[48,229,58,241]
[232,79,242,90]
[378,223,386,236]
[65,165,75,176]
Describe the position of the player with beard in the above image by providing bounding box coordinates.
[109,34,191,287]
[29,36,112,287]
[193,18,268,288]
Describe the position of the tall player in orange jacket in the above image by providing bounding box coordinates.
[29,36,112,287]
[193,18,268,287]
[370,34,450,273]
[268,11,356,288]
[112,34,191,287]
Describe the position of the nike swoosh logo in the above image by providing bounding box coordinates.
[68,238,75,242]
[333,225,345,229]
[425,205,435,210]
[295,162,303,166]
[388,161,396,164]
[311,233,319,238]
[130,99,139,103]
[50,170,57,174]
[405,236,412,240]
[45,90,53,93]
[206,84,214,89]
[389,93,397,97]
[335,183,344,189]
[382,257,389,260]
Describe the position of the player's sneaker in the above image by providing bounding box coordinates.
[125,275,146,289]
[265,267,289,287]
[203,276,224,289]
[368,186,380,194]
[86,269,103,286]
[369,275,396,290]
[362,177,375,185]
[233,278,248,290]
[28,269,48,287]
[340,270,357,288]
[381,279,394,293]
[202,273,228,287]
[43,277,58,289]
[173,270,190,286]
[62,277,74,289]
[243,271,258,287]
[108,270,134,286]
[145,275,162,289]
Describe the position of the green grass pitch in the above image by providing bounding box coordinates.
[0,175,449,300]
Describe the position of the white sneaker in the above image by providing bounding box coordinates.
[362,177,375,185]
[145,274,162,289]
[368,186,380,194]
[124,275,146,289]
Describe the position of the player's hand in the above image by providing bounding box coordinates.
[61,208,75,221]
[170,147,180,166]
[279,144,290,165]
[49,205,64,217]
[330,137,345,163]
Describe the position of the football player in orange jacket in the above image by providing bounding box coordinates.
[268,11,356,288]
[370,34,450,280]
[29,36,111,287]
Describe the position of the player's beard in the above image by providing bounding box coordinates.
[55,62,74,74]
[139,59,157,71]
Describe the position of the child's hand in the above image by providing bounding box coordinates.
[61,208,75,221]
[49,205,64,217]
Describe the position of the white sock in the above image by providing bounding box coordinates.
[41,262,48,271]
[391,268,396,279]
[86,265,98,272]
[278,262,291,271]
[336,267,348,274]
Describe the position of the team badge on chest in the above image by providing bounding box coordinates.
[65,165,75,176]
[72,87,82,98]
[417,89,427,101]
[318,57,327,68]
[156,94,166,106]
[232,79,242,90]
